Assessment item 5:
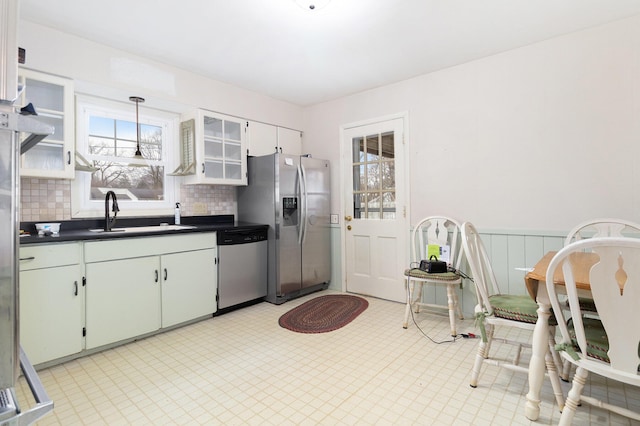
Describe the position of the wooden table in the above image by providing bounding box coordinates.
[523,250,598,421]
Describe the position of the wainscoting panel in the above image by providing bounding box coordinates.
[334,225,566,321]
[418,229,565,319]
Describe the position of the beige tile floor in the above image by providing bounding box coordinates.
[16,290,640,425]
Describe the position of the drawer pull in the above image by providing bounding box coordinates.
[20,256,35,261]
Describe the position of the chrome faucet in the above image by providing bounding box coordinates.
[104,191,120,232]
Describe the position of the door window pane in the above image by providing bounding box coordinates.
[353,192,366,219]
[353,136,364,162]
[351,131,395,219]
[366,134,379,161]
[381,161,395,190]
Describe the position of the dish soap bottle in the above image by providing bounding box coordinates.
[175,202,181,225]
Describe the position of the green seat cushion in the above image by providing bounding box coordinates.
[489,294,557,325]
[567,317,610,363]
[578,297,598,312]
[565,297,598,312]
[404,268,460,281]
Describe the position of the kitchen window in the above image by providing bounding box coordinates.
[72,95,178,217]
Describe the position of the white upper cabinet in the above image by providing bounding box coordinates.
[182,109,248,186]
[246,121,277,156]
[247,121,302,157]
[18,68,75,179]
[276,127,302,156]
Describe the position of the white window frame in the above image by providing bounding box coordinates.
[72,94,179,218]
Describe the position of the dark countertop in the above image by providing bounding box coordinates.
[20,215,269,245]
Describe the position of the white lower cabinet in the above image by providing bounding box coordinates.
[161,248,217,328]
[85,256,161,349]
[19,243,83,365]
[84,233,217,350]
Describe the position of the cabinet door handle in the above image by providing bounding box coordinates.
[202,163,205,174]
[74,281,78,296]
[67,150,71,165]
[164,268,168,281]
[155,270,159,283]
[20,256,35,261]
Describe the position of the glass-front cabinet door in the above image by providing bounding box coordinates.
[18,69,75,179]
[183,109,247,185]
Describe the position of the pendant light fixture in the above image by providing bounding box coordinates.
[129,96,145,166]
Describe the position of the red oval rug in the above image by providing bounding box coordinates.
[278,294,369,333]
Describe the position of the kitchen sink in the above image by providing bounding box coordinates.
[89,225,196,233]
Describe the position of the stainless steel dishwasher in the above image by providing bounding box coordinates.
[216,227,268,311]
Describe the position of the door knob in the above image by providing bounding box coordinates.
[345,215,352,222]
[347,225,352,231]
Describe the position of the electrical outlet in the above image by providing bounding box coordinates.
[330,214,339,224]
[193,202,207,215]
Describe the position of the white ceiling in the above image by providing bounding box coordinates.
[19,0,640,106]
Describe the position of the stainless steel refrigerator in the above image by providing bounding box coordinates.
[1,0,54,423]
[237,153,331,304]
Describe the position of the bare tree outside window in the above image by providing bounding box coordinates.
[88,117,165,201]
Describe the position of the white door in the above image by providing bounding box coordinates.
[343,116,407,302]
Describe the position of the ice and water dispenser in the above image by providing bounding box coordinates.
[282,197,298,226]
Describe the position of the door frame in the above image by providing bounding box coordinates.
[338,111,411,294]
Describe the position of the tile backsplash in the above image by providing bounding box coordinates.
[20,178,236,222]
[179,184,236,216]
[20,178,71,222]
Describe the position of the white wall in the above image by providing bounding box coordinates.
[18,21,303,128]
[21,16,640,233]
[302,15,640,232]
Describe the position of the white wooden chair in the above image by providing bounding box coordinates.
[402,216,464,336]
[559,218,640,379]
[565,218,640,245]
[546,237,640,424]
[460,222,565,409]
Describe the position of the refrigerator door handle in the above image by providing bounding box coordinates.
[297,163,306,245]
[300,162,309,244]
